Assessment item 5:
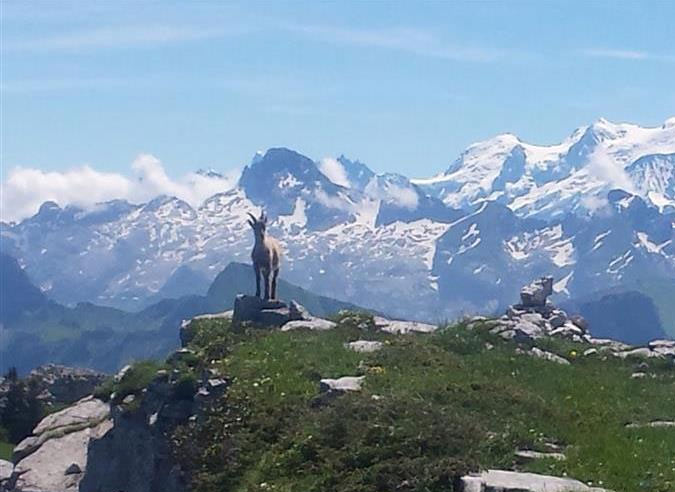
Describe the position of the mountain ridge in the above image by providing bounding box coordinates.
[2,117,673,330]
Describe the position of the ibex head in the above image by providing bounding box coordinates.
[247,211,268,240]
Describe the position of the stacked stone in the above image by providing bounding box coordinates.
[484,276,591,343]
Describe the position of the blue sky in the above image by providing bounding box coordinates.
[2,0,675,181]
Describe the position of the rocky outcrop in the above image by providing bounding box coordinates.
[27,365,106,407]
[468,276,591,344]
[460,469,610,492]
[0,461,13,489]
[231,295,333,328]
[0,365,106,420]
[6,396,111,492]
[79,361,226,492]
[229,295,438,336]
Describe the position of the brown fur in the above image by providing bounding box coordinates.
[248,211,282,300]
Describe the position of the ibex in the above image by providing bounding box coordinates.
[247,211,281,300]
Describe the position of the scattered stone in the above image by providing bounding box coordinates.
[460,469,609,492]
[583,348,598,357]
[515,449,566,462]
[626,421,675,429]
[648,339,675,350]
[319,376,365,393]
[288,300,310,321]
[528,347,570,365]
[615,348,656,359]
[346,340,383,353]
[122,394,135,404]
[113,365,132,383]
[631,372,647,379]
[588,338,631,351]
[374,316,436,334]
[281,318,337,331]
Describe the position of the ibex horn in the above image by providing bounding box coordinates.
[247,212,257,223]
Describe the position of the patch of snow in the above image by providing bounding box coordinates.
[592,230,611,252]
[553,272,573,295]
[635,232,671,255]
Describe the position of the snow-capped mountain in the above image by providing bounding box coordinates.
[2,118,674,326]
[412,117,675,218]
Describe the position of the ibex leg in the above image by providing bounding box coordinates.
[271,268,279,300]
[254,264,261,298]
[263,270,270,300]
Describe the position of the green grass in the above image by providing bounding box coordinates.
[169,316,675,492]
[93,360,164,404]
[0,440,13,461]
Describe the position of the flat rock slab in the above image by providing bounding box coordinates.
[346,341,383,353]
[282,318,337,331]
[320,376,365,392]
[374,316,436,334]
[34,396,109,435]
[14,419,112,492]
[461,469,609,492]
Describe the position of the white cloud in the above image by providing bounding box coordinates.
[281,23,530,63]
[0,154,238,222]
[3,25,229,53]
[364,179,419,210]
[586,149,635,193]
[318,157,350,187]
[583,48,675,63]
[580,194,610,215]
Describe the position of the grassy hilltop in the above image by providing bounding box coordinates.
[104,312,675,492]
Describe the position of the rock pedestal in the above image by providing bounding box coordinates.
[232,295,320,327]
[233,295,292,326]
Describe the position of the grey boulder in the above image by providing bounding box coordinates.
[461,469,610,491]
[519,276,553,307]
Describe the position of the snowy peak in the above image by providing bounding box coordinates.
[414,117,675,219]
[336,155,375,190]
[239,147,367,229]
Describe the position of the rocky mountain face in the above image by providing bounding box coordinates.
[2,118,674,335]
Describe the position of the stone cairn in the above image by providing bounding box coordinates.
[469,276,675,362]
[483,276,591,344]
